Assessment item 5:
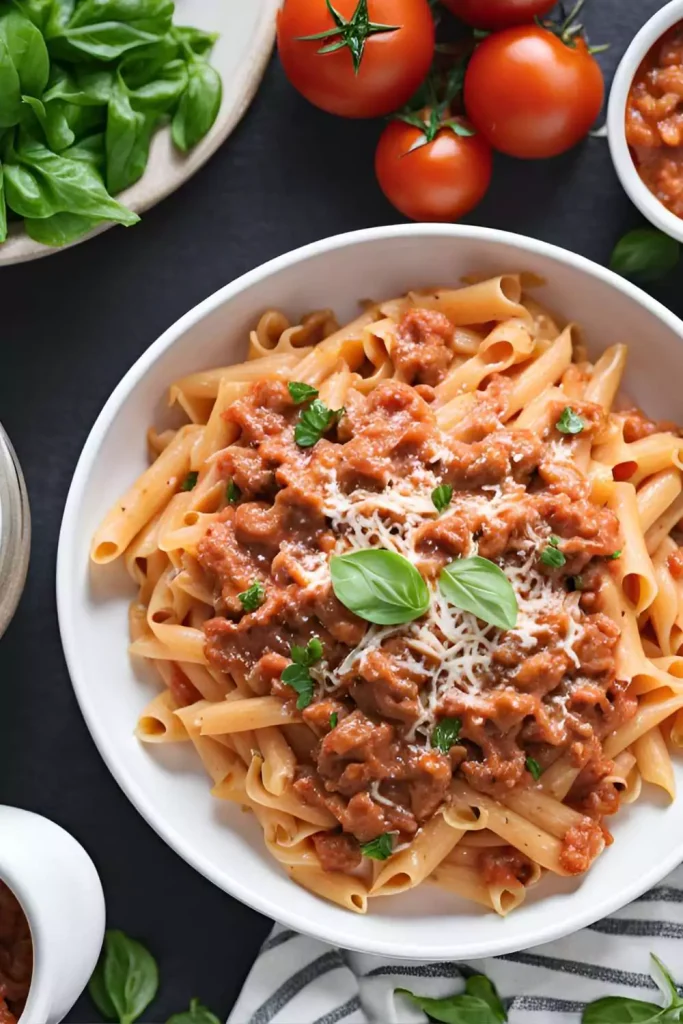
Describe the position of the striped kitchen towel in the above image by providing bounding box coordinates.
[227,864,683,1024]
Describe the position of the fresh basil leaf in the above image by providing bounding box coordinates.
[62,131,105,170]
[118,34,180,87]
[288,381,319,404]
[330,549,430,626]
[439,556,518,630]
[171,58,221,152]
[0,38,22,127]
[166,999,222,1024]
[556,407,585,435]
[0,7,49,97]
[13,0,54,33]
[101,930,159,1024]
[464,976,506,1020]
[540,543,566,568]
[88,950,118,1020]
[226,479,240,504]
[3,149,56,217]
[25,210,102,245]
[0,164,6,241]
[432,483,453,514]
[44,64,115,106]
[22,95,75,151]
[238,581,264,613]
[172,25,218,56]
[582,996,666,1023]
[281,663,315,710]
[431,717,461,754]
[361,833,393,860]
[610,228,680,282]
[329,711,338,729]
[45,0,76,38]
[397,984,507,1024]
[291,637,323,667]
[48,18,169,63]
[105,73,158,193]
[526,757,542,781]
[14,133,139,223]
[123,58,188,110]
[180,471,198,491]
[294,398,342,448]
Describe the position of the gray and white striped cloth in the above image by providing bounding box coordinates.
[227,865,683,1024]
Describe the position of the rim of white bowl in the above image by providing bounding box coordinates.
[608,0,683,243]
[57,224,683,959]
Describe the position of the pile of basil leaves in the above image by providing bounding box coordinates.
[0,0,222,247]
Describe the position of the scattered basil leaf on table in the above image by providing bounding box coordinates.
[238,581,265,613]
[360,833,394,861]
[288,380,319,404]
[555,407,585,435]
[330,549,430,625]
[432,483,453,514]
[439,556,518,630]
[166,999,221,1024]
[431,716,461,754]
[610,228,680,282]
[171,55,221,152]
[397,974,507,1023]
[89,929,159,1024]
[295,398,344,448]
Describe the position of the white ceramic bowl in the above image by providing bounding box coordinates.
[608,0,683,242]
[0,806,105,1023]
[58,224,683,960]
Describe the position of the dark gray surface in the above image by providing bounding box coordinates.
[1,1,682,1020]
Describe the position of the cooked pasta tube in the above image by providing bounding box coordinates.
[633,726,676,800]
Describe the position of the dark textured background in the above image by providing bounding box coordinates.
[1,1,682,1019]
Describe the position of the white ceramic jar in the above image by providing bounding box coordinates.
[0,807,105,1023]
[0,423,30,638]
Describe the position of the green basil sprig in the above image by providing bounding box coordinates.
[361,833,394,861]
[238,581,265,613]
[89,930,159,1024]
[540,535,566,569]
[281,637,323,710]
[295,398,344,448]
[330,549,430,625]
[167,999,221,1024]
[288,380,319,404]
[431,716,461,754]
[439,556,518,630]
[432,483,453,514]
[555,407,584,435]
[610,228,680,283]
[526,757,542,781]
[583,954,683,1023]
[397,974,507,1023]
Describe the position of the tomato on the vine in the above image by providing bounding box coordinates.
[464,24,604,159]
[440,0,557,29]
[375,115,493,222]
[276,0,435,119]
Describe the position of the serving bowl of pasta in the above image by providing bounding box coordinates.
[58,224,683,959]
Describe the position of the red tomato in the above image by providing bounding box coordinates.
[464,26,604,159]
[277,0,435,118]
[441,0,556,29]
[375,118,493,221]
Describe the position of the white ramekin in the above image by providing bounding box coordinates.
[608,0,683,242]
[0,807,105,1024]
[0,425,30,639]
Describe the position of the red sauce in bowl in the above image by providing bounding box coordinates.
[0,883,32,1023]
[626,21,683,217]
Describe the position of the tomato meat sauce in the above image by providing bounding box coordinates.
[626,22,683,217]
[197,308,634,879]
[0,883,32,1024]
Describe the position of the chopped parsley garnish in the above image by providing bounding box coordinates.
[526,757,543,781]
[281,637,323,710]
[431,717,461,754]
[540,535,566,568]
[238,581,265,612]
[555,407,585,435]
[360,833,394,861]
[294,399,344,448]
[606,550,622,560]
[568,575,584,592]
[288,381,319,404]
[431,484,453,514]
[180,471,198,491]
[329,712,338,729]
[226,479,240,504]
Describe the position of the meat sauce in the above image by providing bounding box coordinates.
[0,883,32,1024]
[198,308,635,876]
[626,22,683,217]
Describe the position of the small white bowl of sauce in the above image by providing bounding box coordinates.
[0,807,105,1023]
[608,0,683,242]
[0,425,30,639]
